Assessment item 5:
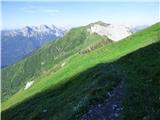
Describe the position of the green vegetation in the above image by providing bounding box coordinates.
[1,22,160,120]
[2,26,111,101]
[117,42,160,120]
[2,63,120,120]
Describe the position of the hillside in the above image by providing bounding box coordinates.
[80,39,160,120]
[1,25,65,67]
[2,23,112,101]
[2,23,159,120]
[116,42,160,120]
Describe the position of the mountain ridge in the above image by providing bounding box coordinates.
[1,22,112,102]
[1,24,66,67]
[87,21,132,41]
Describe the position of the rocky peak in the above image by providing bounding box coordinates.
[87,21,132,41]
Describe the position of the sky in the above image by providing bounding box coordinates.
[1,0,159,29]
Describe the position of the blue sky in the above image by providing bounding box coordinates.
[1,0,159,29]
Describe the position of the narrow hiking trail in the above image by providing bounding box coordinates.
[80,64,125,120]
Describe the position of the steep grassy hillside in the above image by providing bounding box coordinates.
[117,42,160,120]
[2,25,111,101]
[2,23,159,120]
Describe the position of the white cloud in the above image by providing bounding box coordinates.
[20,6,59,15]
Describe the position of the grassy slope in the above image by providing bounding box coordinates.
[2,26,111,101]
[117,42,160,120]
[2,22,159,119]
[2,63,120,120]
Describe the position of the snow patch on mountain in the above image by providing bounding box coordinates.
[61,62,66,67]
[87,23,132,41]
[3,24,66,38]
[24,81,34,90]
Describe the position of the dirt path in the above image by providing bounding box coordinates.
[80,64,125,120]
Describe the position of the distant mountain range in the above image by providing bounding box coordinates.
[1,25,67,67]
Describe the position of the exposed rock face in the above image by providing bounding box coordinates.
[87,22,132,41]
